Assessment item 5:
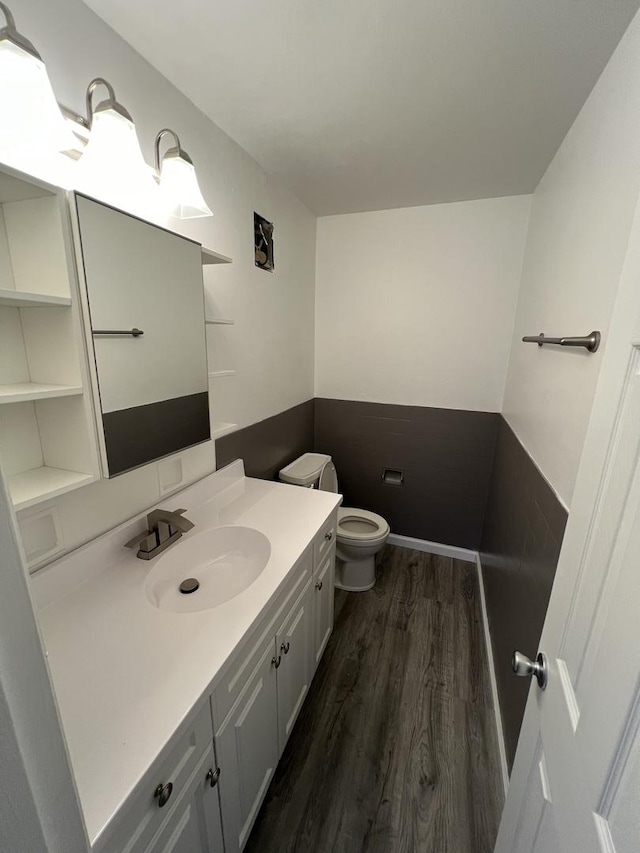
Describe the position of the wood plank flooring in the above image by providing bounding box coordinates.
[245,545,503,853]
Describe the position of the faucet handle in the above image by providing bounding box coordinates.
[124,530,157,552]
[146,507,194,534]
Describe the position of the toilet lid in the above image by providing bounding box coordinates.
[337,507,390,541]
[318,460,339,493]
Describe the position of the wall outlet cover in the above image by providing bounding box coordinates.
[18,504,65,571]
[158,456,184,496]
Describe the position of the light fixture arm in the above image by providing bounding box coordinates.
[0,1,15,29]
[85,77,132,128]
[0,1,42,60]
[154,128,187,172]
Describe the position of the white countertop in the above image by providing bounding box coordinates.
[30,461,341,848]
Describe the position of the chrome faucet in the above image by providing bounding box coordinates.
[125,508,194,560]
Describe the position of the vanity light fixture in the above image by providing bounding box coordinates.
[75,77,158,211]
[154,128,213,219]
[0,1,77,156]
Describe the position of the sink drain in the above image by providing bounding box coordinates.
[179,578,200,594]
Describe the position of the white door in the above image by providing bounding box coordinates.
[276,579,313,755]
[495,204,640,852]
[215,636,279,853]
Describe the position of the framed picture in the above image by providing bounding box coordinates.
[254,212,274,272]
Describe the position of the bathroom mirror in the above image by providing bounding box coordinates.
[73,194,210,477]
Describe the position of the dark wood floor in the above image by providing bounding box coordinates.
[245,545,504,853]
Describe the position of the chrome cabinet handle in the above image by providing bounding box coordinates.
[280,642,290,655]
[154,781,173,807]
[315,581,323,591]
[325,531,333,541]
[512,651,548,690]
[206,767,221,788]
[272,655,281,669]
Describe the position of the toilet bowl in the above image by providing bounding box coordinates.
[279,453,390,592]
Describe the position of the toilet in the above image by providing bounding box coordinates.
[279,453,390,592]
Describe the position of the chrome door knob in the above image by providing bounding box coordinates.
[512,651,548,690]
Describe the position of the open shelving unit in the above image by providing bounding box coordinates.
[201,246,233,266]
[10,468,95,511]
[201,244,238,440]
[0,383,84,404]
[211,422,238,440]
[0,288,72,308]
[205,317,235,325]
[208,370,236,379]
[0,167,100,510]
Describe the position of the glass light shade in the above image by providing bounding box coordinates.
[159,153,213,219]
[75,107,159,217]
[0,40,77,155]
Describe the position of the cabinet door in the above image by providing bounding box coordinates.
[145,746,223,853]
[216,636,279,853]
[276,579,313,755]
[313,549,335,670]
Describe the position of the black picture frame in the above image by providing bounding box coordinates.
[254,212,274,272]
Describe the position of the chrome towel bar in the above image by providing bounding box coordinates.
[522,330,600,353]
[92,328,144,338]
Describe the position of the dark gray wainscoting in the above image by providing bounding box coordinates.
[480,417,568,771]
[215,400,315,480]
[314,398,499,550]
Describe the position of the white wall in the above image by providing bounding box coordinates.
[4,0,316,554]
[502,8,640,508]
[315,196,531,411]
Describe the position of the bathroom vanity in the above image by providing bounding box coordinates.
[31,461,340,853]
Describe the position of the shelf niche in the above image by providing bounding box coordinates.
[0,167,99,511]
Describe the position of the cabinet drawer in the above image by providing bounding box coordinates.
[96,702,213,853]
[211,549,312,732]
[314,512,337,571]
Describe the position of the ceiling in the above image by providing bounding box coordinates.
[80,0,640,215]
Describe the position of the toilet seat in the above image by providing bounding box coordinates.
[337,507,390,543]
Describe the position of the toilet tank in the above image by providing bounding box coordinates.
[279,453,332,488]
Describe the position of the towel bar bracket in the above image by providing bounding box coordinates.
[522,330,600,353]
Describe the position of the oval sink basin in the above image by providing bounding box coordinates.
[145,526,271,614]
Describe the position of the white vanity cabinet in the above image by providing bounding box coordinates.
[144,746,224,853]
[215,635,280,852]
[97,703,223,853]
[313,550,335,669]
[212,515,336,853]
[312,514,337,671]
[276,577,313,754]
[74,501,337,853]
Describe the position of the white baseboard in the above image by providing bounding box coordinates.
[476,554,509,796]
[387,533,477,564]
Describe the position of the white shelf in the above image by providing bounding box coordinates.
[10,467,95,510]
[212,422,238,439]
[0,383,84,404]
[201,247,233,265]
[205,317,235,325]
[209,370,236,379]
[0,288,71,308]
